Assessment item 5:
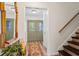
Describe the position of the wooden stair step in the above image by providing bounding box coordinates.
[59,50,71,56]
[63,45,79,55]
[72,36,79,39]
[75,32,79,34]
[68,41,79,46]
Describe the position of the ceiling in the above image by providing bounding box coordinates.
[26,7,46,19]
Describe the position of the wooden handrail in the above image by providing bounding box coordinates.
[59,12,79,32]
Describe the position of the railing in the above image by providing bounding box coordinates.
[59,12,79,32]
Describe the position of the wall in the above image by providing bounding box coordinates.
[17,3,27,44]
[17,2,79,55]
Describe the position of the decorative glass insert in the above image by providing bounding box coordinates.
[6,21,11,31]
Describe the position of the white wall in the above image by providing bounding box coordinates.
[17,2,79,55]
[17,3,27,44]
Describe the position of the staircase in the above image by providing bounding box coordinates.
[59,29,79,56]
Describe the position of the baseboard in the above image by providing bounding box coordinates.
[47,52,59,56]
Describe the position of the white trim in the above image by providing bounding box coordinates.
[50,52,59,56]
[13,14,16,38]
[43,9,48,49]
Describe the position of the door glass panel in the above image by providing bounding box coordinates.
[29,22,35,31]
[6,21,11,31]
[38,22,43,31]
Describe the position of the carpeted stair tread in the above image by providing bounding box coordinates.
[68,41,79,46]
[59,50,71,56]
[63,45,79,55]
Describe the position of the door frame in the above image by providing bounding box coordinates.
[27,20,43,42]
[25,7,48,46]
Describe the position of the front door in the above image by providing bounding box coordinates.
[27,20,43,42]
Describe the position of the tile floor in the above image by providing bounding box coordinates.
[27,41,46,56]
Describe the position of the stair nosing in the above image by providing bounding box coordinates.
[68,41,79,46]
[76,32,79,34]
[64,48,77,56]
[72,36,79,39]
[59,50,71,56]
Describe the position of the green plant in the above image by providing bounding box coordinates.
[0,40,26,56]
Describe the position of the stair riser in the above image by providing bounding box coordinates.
[69,43,79,50]
[76,34,79,37]
[72,39,79,42]
[64,49,77,56]
[72,37,79,39]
